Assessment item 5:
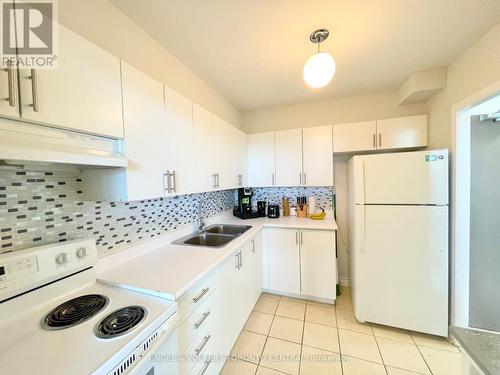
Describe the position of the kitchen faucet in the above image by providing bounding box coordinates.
[196,196,219,231]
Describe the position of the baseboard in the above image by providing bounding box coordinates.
[339,277,350,287]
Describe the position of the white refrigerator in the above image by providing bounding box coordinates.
[347,150,449,337]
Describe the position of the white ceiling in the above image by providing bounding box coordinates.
[110,0,500,111]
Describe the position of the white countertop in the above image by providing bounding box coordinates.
[96,211,337,301]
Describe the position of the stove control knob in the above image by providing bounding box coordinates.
[56,253,68,265]
[76,247,87,259]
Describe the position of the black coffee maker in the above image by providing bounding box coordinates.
[233,188,260,219]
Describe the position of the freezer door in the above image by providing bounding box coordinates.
[362,150,448,205]
[354,205,449,336]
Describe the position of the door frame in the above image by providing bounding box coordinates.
[450,79,500,328]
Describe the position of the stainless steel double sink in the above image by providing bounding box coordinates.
[172,224,252,248]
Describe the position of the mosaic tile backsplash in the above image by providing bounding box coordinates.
[0,167,235,257]
[251,186,334,211]
[0,166,335,258]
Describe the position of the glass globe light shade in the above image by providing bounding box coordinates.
[303,52,336,88]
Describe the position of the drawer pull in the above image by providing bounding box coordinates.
[194,310,211,330]
[193,288,209,303]
[195,334,212,356]
[198,359,212,375]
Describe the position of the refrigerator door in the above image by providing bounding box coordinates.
[354,205,449,336]
[361,150,448,205]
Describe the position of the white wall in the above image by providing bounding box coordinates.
[427,22,500,149]
[242,91,427,133]
[58,0,241,128]
[469,115,500,332]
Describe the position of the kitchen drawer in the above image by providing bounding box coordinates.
[178,290,219,351]
[190,353,218,375]
[178,270,218,322]
[182,324,217,374]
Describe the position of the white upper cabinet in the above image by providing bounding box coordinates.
[17,22,124,138]
[333,115,428,153]
[333,121,377,153]
[120,62,167,201]
[376,115,427,150]
[247,132,276,187]
[234,127,248,187]
[193,104,216,192]
[212,116,232,190]
[303,125,333,186]
[164,86,196,195]
[275,128,303,187]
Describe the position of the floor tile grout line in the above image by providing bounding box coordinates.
[334,302,346,375]
[372,333,390,375]
[411,334,434,375]
[256,295,280,371]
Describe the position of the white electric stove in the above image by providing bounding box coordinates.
[0,239,177,375]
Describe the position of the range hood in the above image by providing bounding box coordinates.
[0,121,127,168]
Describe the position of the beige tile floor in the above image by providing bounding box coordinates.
[222,288,465,375]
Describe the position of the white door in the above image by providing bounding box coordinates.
[268,228,301,294]
[18,22,123,138]
[376,115,427,150]
[333,121,377,153]
[303,125,333,186]
[362,150,449,204]
[300,230,336,300]
[275,129,302,186]
[356,205,448,336]
[193,104,216,192]
[247,132,275,187]
[121,62,167,201]
[164,86,195,195]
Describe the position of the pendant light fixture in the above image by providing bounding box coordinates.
[303,29,336,88]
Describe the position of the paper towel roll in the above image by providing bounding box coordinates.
[308,196,317,215]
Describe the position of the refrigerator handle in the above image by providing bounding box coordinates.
[360,205,366,252]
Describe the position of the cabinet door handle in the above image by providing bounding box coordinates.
[163,171,171,193]
[216,173,220,188]
[171,170,177,193]
[372,133,376,148]
[194,334,212,355]
[251,240,255,253]
[237,174,242,186]
[194,310,210,330]
[296,231,298,245]
[212,173,217,189]
[192,287,210,303]
[235,252,240,269]
[299,172,302,185]
[300,231,303,245]
[272,173,275,186]
[239,251,242,268]
[303,172,307,185]
[29,69,39,112]
[198,359,212,375]
[4,62,16,107]
[378,133,382,147]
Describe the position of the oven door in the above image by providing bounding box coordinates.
[128,315,179,375]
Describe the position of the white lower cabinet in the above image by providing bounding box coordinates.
[264,227,337,301]
[159,234,262,375]
[215,234,262,373]
[267,228,301,295]
[300,229,336,300]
